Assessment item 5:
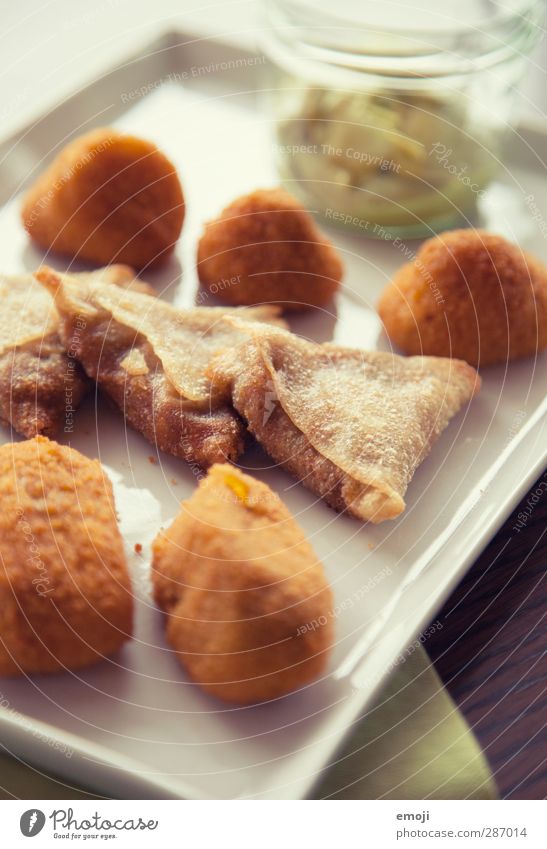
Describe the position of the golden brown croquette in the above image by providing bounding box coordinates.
[152,464,333,704]
[378,229,547,367]
[0,437,133,676]
[22,128,185,269]
[197,188,343,310]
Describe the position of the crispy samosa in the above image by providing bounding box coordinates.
[37,267,286,467]
[210,322,481,523]
[0,265,152,437]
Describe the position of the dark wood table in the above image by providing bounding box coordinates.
[427,470,547,800]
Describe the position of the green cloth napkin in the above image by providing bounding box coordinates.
[315,647,497,799]
[0,647,496,800]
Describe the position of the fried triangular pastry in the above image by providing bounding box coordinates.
[0,265,150,437]
[37,268,286,467]
[210,322,480,523]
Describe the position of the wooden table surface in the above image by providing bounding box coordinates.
[427,471,547,800]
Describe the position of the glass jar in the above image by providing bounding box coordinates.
[261,0,544,238]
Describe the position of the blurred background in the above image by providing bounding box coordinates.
[0,0,544,138]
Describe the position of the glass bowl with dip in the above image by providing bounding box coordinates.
[261,0,544,238]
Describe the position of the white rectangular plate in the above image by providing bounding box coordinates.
[0,31,545,800]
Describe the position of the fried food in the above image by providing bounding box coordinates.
[197,187,343,310]
[0,437,133,676]
[152,464,333,704]
[80,264,158,297]
[38,267,287,467]
[210,322,480,523]
[22,128,185,269]
[0,265,152,438]
[377,229,547,366]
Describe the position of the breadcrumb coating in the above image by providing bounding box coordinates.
[378,229,547,366]
[152,464,333,704]
[197,188,343,310]
[0,437,133,676]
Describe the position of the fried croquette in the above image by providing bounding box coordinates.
[197,188,343,310]
[152,464,334,704]
[378,229,547,366]
[0,437,133,676]
[209,321,479,523]
[22,128,185,269]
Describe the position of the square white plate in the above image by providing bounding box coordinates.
[0,31,545,799]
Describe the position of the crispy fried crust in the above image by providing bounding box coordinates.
[60,301,245,467]
[197,188,343,310]
[0,437,133,676]
[0,272,89,438]
[210,323,480,523]
[88,331,246,468]
[37,268,286,467]
[0,338,88,438]
[0,266,156,438]
[22,128,185,269]
[213,349,351,513]
[152,464,333,704]
[82,263,157,296]
[378,229,547,366]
